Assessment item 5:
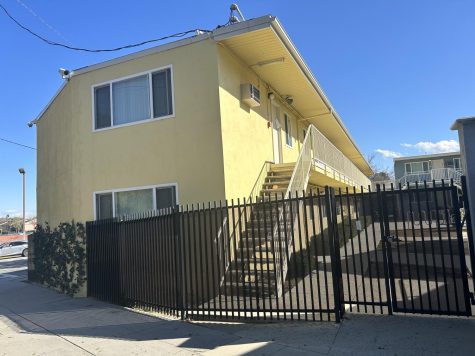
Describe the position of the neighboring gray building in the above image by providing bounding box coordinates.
[394,151,462,186]
[451,116,475,244]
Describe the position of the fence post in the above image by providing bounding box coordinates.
[376,184,395,315]
[450,185,473,315]
[174,205,186,319]
[325,186,344,322]
[461,176,475,304]
[86,221,91,298]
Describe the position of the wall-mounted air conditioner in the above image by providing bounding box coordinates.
[241,83,261,108]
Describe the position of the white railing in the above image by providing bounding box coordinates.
[399,168,462,186]
[310,125,370,189]
[286,127,314,195]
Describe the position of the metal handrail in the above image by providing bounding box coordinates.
[271,129,314,296]
[219,161,274,287]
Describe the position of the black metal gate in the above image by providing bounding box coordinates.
[86,179,474,322]
[336,180,473,317]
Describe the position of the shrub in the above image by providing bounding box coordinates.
[29,222,86,296]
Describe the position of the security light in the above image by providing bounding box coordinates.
[58,68,73,80]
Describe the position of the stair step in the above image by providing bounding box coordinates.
[234,261,277,271]
[235,250,275,260]
[261,188,287,195]
[224,271,276,288]
[272,162,295,168]
[265,175,292,182]
[221,282,276,297]
[262,181,289,190]
[268,169,294,176]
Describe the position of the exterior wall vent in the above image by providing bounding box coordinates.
[241,83,261,107]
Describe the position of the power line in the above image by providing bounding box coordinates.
[0,137,36,150]
[0,3,211,53]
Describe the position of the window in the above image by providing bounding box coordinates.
[95,193,113,220]
[115,189,154,216]
[94,185,177,219]
[93,67,173,130]
[454,158,461,170]
[284,113,292,147]
[112,75,150,125]
[405,161,431,174]
[94,85,111,129]
[156,187,176,210]
[422,161,430,172]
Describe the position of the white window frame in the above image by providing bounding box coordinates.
[93,183,179,219]
[91,65,175,132]
[284,112,293,148]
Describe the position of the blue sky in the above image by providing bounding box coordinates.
[0,0,474,217]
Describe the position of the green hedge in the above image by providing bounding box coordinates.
[29,222,86,296]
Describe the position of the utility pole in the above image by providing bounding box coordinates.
[18,168,26,240]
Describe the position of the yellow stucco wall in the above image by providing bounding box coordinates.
[37,39,226,226]
[217,45,304,201]
[37,37,366,226]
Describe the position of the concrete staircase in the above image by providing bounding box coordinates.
[222,163,294,298]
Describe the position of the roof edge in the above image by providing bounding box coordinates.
[268,18,373,176]
[393,151,460,161]
[451,116,475,130]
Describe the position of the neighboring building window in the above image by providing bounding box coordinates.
[284,113,292,147]
[454,158,461,170]
[405,161,431,174]
[93,67,173,130]
[95,185,177,219]
[423,161,431,172]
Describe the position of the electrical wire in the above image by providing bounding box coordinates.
[0,3,212,53]
[0,137,36,150]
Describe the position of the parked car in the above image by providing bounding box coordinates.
[0,241,28,258]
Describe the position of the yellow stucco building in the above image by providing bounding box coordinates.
[34,16,372,226]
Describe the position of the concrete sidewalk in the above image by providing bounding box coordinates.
[1,258,475,355]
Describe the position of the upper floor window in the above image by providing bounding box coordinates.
[404,161,431,174]
[284,113,292,147]
[93,67,174,130]
[454,158,461,170]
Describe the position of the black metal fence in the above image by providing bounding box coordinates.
[337,181,472,316]
[87,180,474,322]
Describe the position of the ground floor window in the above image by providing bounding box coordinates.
[94,184,177,220]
